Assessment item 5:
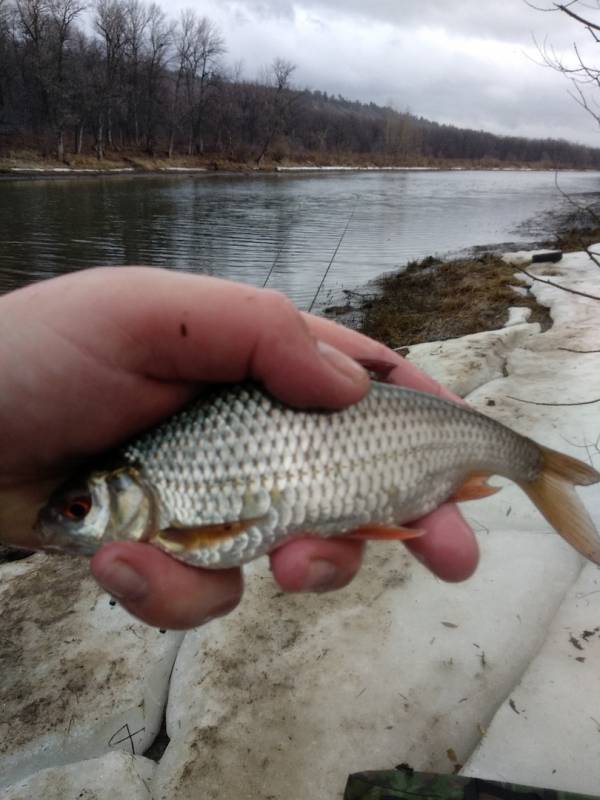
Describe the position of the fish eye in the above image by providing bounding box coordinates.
[61,495,92,521]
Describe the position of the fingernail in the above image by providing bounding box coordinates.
[317,341,368,385]
[96,559,148,601]
[302,559,340,592]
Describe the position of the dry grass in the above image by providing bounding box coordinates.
[358,254,551,349]
[0,149,241,173]
[546,225,600,253]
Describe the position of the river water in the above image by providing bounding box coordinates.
[1,169,599,308]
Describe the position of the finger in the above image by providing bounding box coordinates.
[91,542,243,630]
[404,503,479,582]
[269,537,364,593]
[36,268,370,411]
[305,313,460,402]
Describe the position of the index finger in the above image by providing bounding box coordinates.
[303,312,460,401]
[37,268,370,411]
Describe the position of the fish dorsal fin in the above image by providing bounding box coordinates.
[153,519,259,551]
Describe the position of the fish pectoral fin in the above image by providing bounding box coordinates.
[346,524,426,542]
[451,472,500,502]
[153,518,262,551]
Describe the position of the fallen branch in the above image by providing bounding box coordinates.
[342,289,374,299]
[518,267,600,301]
[558,347,600,354]
[507,395,600,407]
[587,247,600,270]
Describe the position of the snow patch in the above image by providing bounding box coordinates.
[3,752,155,800]
[0,555,183,789]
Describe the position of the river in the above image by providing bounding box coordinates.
[1,169,598,308]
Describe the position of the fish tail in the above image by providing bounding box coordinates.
[519,445,600,564]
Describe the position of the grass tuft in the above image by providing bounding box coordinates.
[357,254,552,349]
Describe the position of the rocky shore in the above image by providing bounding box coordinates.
[3,245,600,798]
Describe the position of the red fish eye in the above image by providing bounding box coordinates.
[62,496,92,521]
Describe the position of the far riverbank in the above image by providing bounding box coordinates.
[0,149,596,181]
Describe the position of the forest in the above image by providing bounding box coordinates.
[2,0,600,169]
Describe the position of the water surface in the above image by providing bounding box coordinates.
[1,170,598,308]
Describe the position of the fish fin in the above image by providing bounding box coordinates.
[519,444,600,565]
[154,518,261,551]
[346,524,426,542]
[451,472,501,502]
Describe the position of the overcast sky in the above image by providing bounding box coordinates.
[162,0,600,147]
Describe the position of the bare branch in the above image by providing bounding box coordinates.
[558,347,600,352]
[555,2,600,32]
[507,395,600,406]
[519,267,600,301]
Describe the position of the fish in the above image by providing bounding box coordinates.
[34,381,600,569]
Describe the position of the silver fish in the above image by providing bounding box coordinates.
[35,381,600,568]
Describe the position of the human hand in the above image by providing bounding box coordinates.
[0,268,478,628]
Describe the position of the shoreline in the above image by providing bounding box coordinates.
[1,157,599,182]
[325,218,600,349]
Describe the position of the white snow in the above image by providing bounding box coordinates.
[155,536,579,800]
[398,322,538,398]
[0,555,183,790]
[504,306,532,327]
[3,752,155,800]
[274,165,436,172]
[3,246,600,798]
[462,563,600,794]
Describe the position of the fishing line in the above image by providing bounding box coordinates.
[308,197,358,313]
[263,236,287,288]
[263,204,300,289]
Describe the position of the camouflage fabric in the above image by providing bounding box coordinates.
[344,768,599,800]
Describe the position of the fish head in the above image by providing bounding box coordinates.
[35,468,156,556]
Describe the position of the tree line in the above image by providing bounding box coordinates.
[1,0,600,169]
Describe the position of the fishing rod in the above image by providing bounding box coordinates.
[308,198,358,313]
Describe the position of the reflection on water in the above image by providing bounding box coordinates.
[0,170,599,309]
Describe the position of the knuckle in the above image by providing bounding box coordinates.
[260,288,299,321]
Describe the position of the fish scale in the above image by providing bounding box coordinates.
[115,382,542,567]
[35,381,600,569]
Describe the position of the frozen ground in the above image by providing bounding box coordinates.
[2,248,600,797]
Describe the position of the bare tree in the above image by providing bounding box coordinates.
[47,0,86,160]
[256,57,297,167]
[94,0,127,156]
[123,0,149,145]
[528,1,600,128]
[171,10,224,156]
[14,0,85,159]
[143,2,170,153]
[0,0,14,118]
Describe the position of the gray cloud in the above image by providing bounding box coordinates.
[166,0,600,146]
[217,0,581,44]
